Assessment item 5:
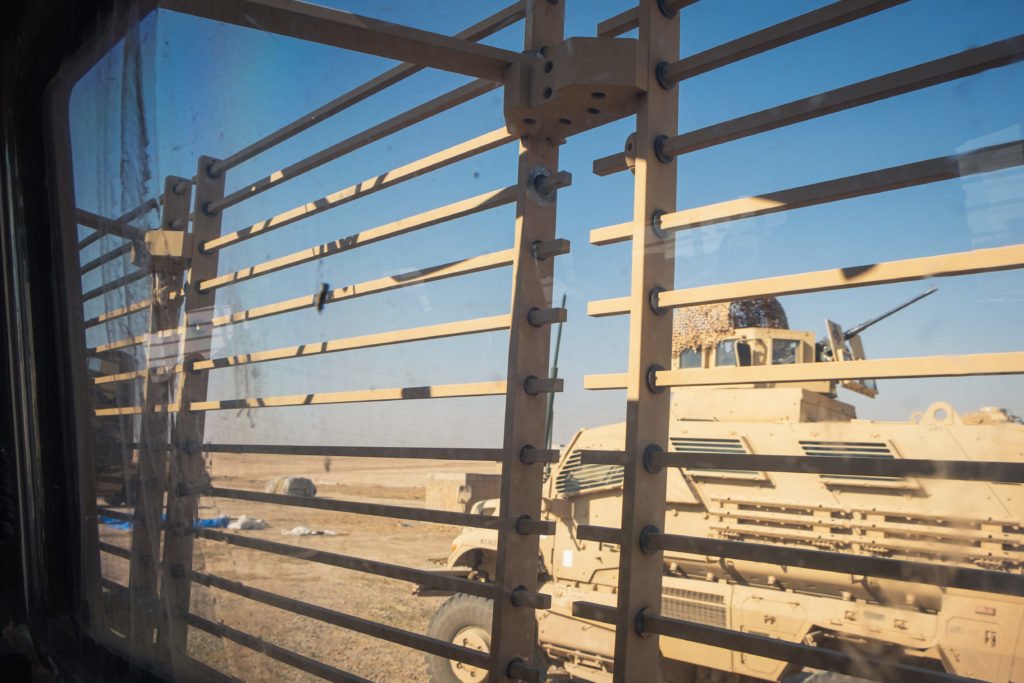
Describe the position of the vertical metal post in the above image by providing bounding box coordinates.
[160,157,223,673]
[128,176,192,659]
[613,1,679,681]
[491,1,565,681]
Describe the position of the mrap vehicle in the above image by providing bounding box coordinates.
[428,295,1024,683]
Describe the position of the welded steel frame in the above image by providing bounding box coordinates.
[45,0,1024,681]
[576,2,1024,682]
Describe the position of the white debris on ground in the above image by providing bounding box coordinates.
[264,475,318,497]
[227,515,268,530]
[282,526,337,537]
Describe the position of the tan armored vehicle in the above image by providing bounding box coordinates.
[427,293,1024,683]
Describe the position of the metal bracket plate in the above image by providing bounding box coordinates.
[504,37,646,141]
[133,229,193,272]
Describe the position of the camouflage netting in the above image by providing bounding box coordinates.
[672,298,789,356]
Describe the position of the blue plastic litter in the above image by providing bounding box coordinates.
[196,515,230,528]
[99,514,230,530]
[99,516,133,530]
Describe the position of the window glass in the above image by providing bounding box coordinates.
[679,348,702,369]
[45,1,1024,680]
[715,340,736,367]
[772,339,799,365]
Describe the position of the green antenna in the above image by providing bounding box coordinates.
[545,292,567,450]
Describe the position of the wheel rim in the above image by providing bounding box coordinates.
[449,625,490,682]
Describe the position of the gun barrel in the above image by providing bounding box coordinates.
[843,287,938,341]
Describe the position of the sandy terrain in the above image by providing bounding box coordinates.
[98,454,501,682]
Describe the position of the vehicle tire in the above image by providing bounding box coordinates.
[425,594,493,683]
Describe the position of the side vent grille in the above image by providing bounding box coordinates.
[554,451,623,496]
[799,440,899,482]
[671,437,763,479]
[799,440,893,458]
[670,437,746,453]
[661,588,727,628]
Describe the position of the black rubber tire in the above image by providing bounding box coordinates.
[425,594,493,683]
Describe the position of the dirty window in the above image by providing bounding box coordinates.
[772,339,799,365]
[715,339,736,367]
[679,347,701,369]
[46,0,1024,681]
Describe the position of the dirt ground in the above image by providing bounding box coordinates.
[98,454,501,682]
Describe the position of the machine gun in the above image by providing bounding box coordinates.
[817,286,938,396]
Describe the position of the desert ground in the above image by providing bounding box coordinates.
[98,453,502,682]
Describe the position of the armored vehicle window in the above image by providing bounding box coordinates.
[772,339,799,365]
[715,340,736,367]
[736,341,752,366]
[679,348,702,369]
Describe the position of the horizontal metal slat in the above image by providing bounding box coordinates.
[76,207,148,242]
[667,0,908,83]
[205,128,514,252]
[200,443,525,462]
[207,1,524,176]
[596,7,639,37]
[593,33,1023,174]
[81,269,150,301]
[94,404,177,417]
[194,314,511,371]
[590,243,1024,316]
[664,35,1024,158]
[192,571,491,669]
[194,528,496,599]
[84,297,162,328]
[665,453,1024,483]
[78,199,161,250]
[96,507,132,523]
[206,487,510,530]
[188,380,507,412]
[91,334,147,354]
[98,542,131,559]
[93,368,181,385]
[571,602,972,683]
[187,613,370,683]
[587,296,631,318]
[672,243,1024,308]
[92,325,188,355]
[656,352,1024,387]
[585,352,1024,389]
[160,0,522,82]
[591,140,1024,244]
[583,373,629,390]
[212,248,515,327]
[200,186,517,291]
[596,1,697,38]
[576,451,627,466]
[81,242,134,275]
[204,79,500,214]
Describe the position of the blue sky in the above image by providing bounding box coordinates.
[71,0,1024,447]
